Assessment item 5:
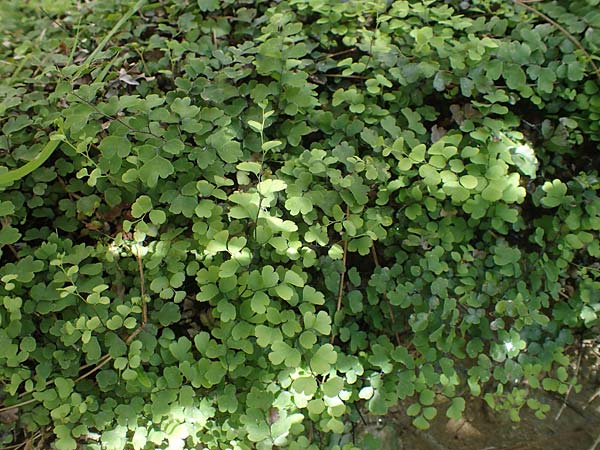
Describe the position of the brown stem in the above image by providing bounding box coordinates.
[363,12,378,73]
[68,91,166,141]
[330,209,350,345]
[330,240,349,346]
[74,354,112,383]
[589,385,600,405]
[371,244,380,266]
[6,244,19,260]
[126,248,147,344]
[33,428,50,450]
[319,47,357,60]
[136,249,147,324]
[57,176,82,200]
[590,430,600,450]
[0,442,26,450]
[321,73,368,79]
[555,338,584,421]
[335,239,349,314]
[0,398,37,413]
[371,245,402,346]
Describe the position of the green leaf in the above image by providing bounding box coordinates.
[407,403,421,416]
[419,164,441,186]
[459,175,478,189]
[494,246,521,266]
[293,376,318,396]
[348,290,363,313]
[274,283,294,301]
[106,316,123,331]
[402,108,426,134]
[237,162,262,175]
[55,436,77,450]
[359,386,374,400]
[207,128,243,163]
[169,337,192,361]
[565,233,583,249]
[149,209,166,225]
[262,140,283,152]
[139,155,174,187]
[285,196,313,215]
[163,138,185,155]
[217,385,239,413]
[0,201,15,217]
[286,121,313,147]
[158,303,180,326]
[413,415,430,430]
[398,157,413,171]
[132,428,147,450]
[217,141,243,164]
[423,406,437,421]
[131,195,152,218]
[269,341,301,367]
[284,270,305,287]
[322,376,344,397]
[567,61,585,81]
[302,286,325,305]
[2,115,32,134]
[0,226,21,246]
[248,120,263,132]
[310,344,337,374]
[537,67,556,93]
[504,64,527,90]
[446,397,466,420]
[303,311,331,335]
[216,299,236,322]
[257,179,287,195]
[409,144,426,162]
[481,183,503,202]
[299,330,317,349]
[541,179,568,208]
[255,325,282,348]
[511,144,538,178]
[206,230,229,254]
[171,97,200,118]
[99,135,131,159]
[419,389,435,406]
[54,377,74,399]
[251,291,269,314]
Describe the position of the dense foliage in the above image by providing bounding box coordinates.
[1,0,599,448]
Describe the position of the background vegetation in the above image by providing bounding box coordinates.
[0,0,599,448]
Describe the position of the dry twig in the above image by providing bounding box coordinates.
[331,207,350,345]
[319,47,357,60]
[75,354,112,383]
[589,431,600,450]
[555,338,584,420]
[371,245,401,346]
[589,386,600,406]
[321,73,368,79]
[0,399,36,414]
[125,248,148,344]
[330,239,349,345]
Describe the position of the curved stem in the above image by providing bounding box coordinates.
[514,0,600,81]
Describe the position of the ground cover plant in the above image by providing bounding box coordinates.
[0,0,599,448]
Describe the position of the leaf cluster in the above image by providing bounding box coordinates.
[0,0,599,449]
